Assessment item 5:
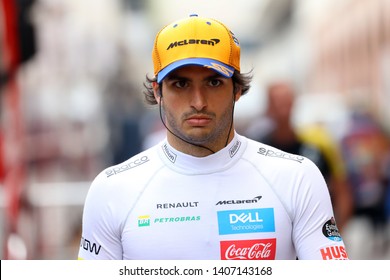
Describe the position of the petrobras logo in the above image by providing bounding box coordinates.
[320,245,349,260]
[217,208,275,235]
[137,214,200,227]
[138,215,151,227]
[154,216,200,223]
[220,238,276,260]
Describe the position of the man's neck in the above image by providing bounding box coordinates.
[167,132,235,157]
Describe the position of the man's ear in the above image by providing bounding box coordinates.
[234,85,242,102]
[152,82,162,103]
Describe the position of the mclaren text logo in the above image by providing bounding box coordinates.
[167,38,220,50]
[216,196,262,206]
[106,156,149,177]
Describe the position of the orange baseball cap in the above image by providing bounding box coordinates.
[152,14,241,83]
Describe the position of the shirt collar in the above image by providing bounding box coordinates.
[158,132,246,174]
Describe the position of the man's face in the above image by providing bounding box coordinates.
[155,65,241,150]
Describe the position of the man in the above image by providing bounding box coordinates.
[78,15,348,260]
[248,81,353,233]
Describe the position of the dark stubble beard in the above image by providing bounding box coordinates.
[162,102,234,148]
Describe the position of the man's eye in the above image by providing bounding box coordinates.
[174,80,188,88]
[209,79,222,87]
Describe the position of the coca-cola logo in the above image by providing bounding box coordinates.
[220,239,276,260]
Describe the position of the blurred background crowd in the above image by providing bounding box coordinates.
[1,0,389,260]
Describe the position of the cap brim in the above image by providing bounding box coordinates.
[157,58,235,83]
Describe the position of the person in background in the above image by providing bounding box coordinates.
[340,109,390,258]
[78,15,349,260]
[247,80,353,233]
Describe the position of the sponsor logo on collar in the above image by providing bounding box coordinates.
[162,143,177,163]
[229,140,241,158]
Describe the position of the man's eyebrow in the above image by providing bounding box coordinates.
[165,74,188,81]
[205,73,225,80]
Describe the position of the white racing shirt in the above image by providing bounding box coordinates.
[78,133,348,260]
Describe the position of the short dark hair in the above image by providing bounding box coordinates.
[142,70,253,105]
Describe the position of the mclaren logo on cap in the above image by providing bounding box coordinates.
[167,38,220,50]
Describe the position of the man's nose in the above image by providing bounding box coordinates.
[190,86,207,111]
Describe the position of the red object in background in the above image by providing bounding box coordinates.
[0,133,4,181]
[1,0,28,259]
